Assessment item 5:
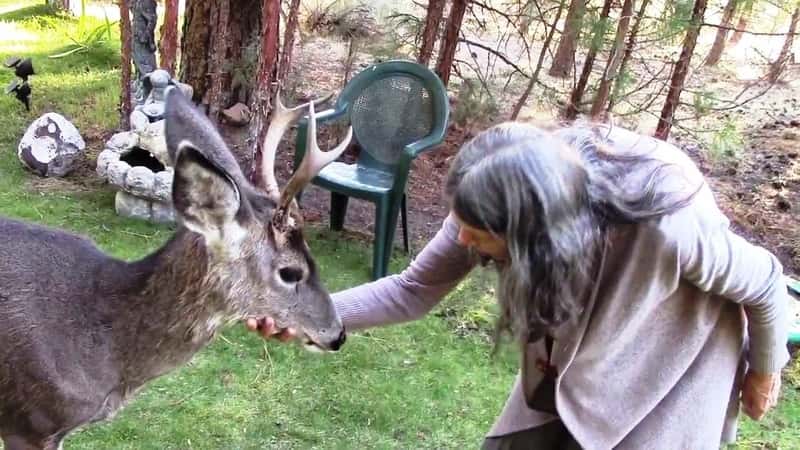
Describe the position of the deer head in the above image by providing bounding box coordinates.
[164,87,352,352]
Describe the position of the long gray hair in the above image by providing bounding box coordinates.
[445,122,700,344]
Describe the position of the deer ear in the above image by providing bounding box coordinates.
[172,143,244,248]
[164,86,244,180]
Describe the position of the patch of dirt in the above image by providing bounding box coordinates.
[689,117,800,277]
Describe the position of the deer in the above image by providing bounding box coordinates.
[0,86,353,450]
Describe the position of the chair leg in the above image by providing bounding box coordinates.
[330,192,349,231]
[379,199,403,278]
[372,200,390,280]
[401,194,409,254]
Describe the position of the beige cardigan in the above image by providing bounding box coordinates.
[332,126,790,449]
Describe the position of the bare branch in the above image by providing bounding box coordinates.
[458,37,531,78]
[701,21,800,36]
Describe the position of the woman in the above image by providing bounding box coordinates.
[247,121,790,449]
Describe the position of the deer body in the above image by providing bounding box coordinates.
[0,224,219,442]
[0,88,353,449]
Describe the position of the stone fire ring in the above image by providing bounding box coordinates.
[95,131,176,224]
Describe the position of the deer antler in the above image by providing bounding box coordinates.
[260,89,334,199]
[274,101,353,228]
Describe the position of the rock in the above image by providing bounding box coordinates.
[791,119,800,127]
[106,131,138,153]
[107,160,131,188]
[96,149,120,178]
[125,166,155,198]
[222,103,251,126]
[17,112,86,177]
[151,202,176,223]
[776,195,791,211]
[115,191,151,221]
[782,130,799,141]
[153,170,173,202]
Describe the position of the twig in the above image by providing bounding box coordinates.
[701,22,800,36]
[120,229,152,239]
[218,334,236,346]
[457,37,530,78]
[169,387,205,406]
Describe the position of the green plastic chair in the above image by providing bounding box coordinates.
[788,276,800,344]
[292,60,450,280]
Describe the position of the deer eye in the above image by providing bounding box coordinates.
[278,266,304,284]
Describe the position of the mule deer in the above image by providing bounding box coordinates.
[0,87,352,449]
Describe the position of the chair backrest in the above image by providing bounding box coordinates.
[337,60,449,172]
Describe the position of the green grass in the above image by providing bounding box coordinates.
[0,2,798,449]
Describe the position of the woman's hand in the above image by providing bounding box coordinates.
[244,317,297,342]
[741,370,782,420]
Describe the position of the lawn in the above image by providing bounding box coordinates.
[0,2,797,449]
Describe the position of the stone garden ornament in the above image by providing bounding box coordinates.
[18,112,86,177]
[96,69,193,223]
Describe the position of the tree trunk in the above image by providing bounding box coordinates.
[46,0,70,11]
[119,0,132,130]
[563,0,613,121]
[704,0,739,66]
[511,1,565,119]
[179,0,261,112]
[130,0,157,81]
[206,0,231,122]
[248,0,281,187]
[435,0,468,86]
[277,0,301,84]
[158,0,179,75]
[729,0,754,47]
[767,6,800,83]
[418,0,446,65]
[608,0,650,112]
[655,0,707,140]
[549,0,586,78]
[590,0,636,120]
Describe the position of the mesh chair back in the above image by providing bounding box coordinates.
[349,75,435,166]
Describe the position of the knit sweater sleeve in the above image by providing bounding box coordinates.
[666,189,791,374]
[331,214,477,331]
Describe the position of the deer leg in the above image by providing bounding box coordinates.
[2,434,44,450]
[1,431,67,450]
[44,431,68,450]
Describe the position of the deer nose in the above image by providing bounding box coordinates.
[329,329,346,351]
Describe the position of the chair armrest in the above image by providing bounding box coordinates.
[389,122,449,192]
[404,122,449,160]
[297,106,349,127]
[404,132,446,159]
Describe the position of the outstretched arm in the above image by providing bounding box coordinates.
[334,214,478,331]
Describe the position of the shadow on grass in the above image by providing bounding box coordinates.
[0,5,62,23]
[0,44,119,79]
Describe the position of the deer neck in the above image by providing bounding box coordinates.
[110,228,239,386]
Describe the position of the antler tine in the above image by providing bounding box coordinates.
[260,89,334,199]
[277,101,353,221]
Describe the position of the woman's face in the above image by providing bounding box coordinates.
[452,213,509,263]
